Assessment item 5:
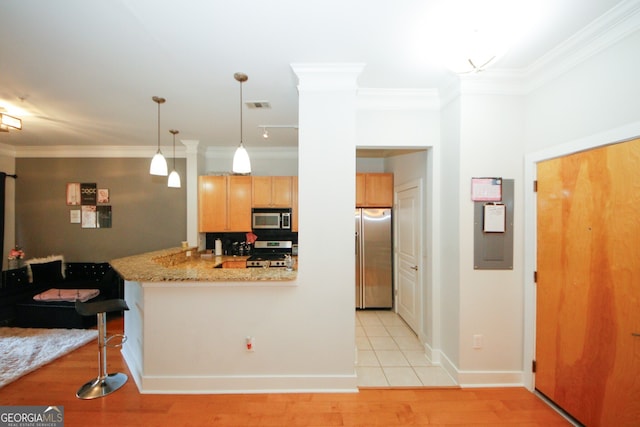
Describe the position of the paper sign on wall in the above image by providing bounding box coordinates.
[483,203,506,233]
[471,178,502,201]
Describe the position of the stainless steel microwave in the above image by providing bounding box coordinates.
[252,209,291,230]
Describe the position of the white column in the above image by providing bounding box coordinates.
[181,139,200,248]
[291,63,364,382]
[292,62,364,273]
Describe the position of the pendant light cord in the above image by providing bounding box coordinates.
[157,101,161,152]
[234,72,248,147]
[239,79,243,145]
[169,129,179,169]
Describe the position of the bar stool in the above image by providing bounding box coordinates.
[75,298,129,399]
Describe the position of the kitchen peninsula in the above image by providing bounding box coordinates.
[111,247,297,282]
[109,247,300,394]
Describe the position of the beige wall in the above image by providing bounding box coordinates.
[15,157,186,263]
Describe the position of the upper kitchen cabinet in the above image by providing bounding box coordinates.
[252,176,293,207]
[356,173,394,207]
[198,175,252,232]
[291,177,298,232]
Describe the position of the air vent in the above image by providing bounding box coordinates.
[245,101,271,109]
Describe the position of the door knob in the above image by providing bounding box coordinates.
[410,265,418,271]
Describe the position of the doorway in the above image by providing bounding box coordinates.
[356,149,438,387]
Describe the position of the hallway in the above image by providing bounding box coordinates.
[356,310,456,387]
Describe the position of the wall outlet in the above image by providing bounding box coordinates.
[473,334,483,349]
[246,336,255,352]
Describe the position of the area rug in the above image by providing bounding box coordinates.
[0,327,97,388]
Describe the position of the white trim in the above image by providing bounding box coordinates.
[524,0,640,92]
[430,347,523,387]
[290,63,365,91]
[456,0,640,95]
[8,144,297,159]
[0,142,16,157]
[122,347,358,394]
[357,88,440,111]
[522,120,640,390]
[458,375,524,388]
[13,145,186,158]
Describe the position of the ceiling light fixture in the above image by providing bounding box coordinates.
[426,0,542,75]
[167,129,181,188]
[257,125,298,140]
[443,27,505,74]
[149,96,168,176]
[232,72,251,174]
[0,112,22,132]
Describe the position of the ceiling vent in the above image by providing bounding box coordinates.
[245,101,271,109]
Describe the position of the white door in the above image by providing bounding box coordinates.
[395,182,421,333]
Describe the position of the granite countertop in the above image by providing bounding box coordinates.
[110,247,297,282]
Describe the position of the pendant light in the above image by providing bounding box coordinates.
[149,96,168,176]
[232,72,251,174]
[167,129,181,188]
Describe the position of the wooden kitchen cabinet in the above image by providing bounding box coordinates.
[356,173,394,207]
[291,177,298,232]
[198,175,252,232]
[252,176,293,207]
[355,173,366,206]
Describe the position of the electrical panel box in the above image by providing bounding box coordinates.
[473,179,514,270]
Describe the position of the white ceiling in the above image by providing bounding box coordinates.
[0,0,627,151]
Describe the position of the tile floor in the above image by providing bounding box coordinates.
[356,309,457,388]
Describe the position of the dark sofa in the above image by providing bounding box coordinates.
[0,261,123,328]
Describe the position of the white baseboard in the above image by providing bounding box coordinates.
[122,347,358,394]
[423,342,524,388]
[457,370,524,388]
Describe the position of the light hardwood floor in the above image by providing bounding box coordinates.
[0,316,570,426]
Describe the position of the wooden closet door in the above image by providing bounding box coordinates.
[536,138,640,426]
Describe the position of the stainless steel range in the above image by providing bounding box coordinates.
[246,240,293,268]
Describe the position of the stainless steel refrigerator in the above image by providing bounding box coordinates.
[355,208,393,309]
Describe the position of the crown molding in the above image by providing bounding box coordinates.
[4,143,294,159]
[458,70,527,96]
[357,88,440,111]
[523,0,640,92]
[452,0,640,96]
[291,63,366,91]
[13,145,186,158]
[0,142,17,157]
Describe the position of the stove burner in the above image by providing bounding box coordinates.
[246,254,287,268]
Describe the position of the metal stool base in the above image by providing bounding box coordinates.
[76,372,128,400]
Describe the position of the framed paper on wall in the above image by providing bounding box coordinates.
[80,183,97,205]
[66,183,81,205]
[81,205,97,228]
[70,209,81,224]
[471,177,502,202]
[97,188,110,204]
[97,205,112,228]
